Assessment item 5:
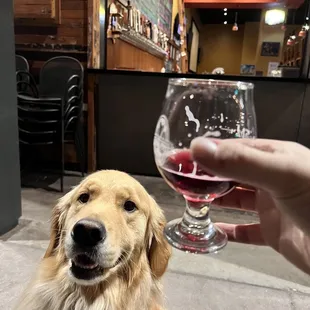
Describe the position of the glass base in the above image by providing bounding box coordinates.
[164,218,228,254]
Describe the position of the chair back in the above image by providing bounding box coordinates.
[39,56,84,98]
[15,55,29,72]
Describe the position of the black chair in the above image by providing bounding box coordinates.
[17,56,85,192]
[15,55,29,72]
[39,56,83,99]
[15,55,34,95]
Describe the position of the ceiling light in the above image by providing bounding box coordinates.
[287,38,294,46]
[224,12,227,16]
[224,21,227,24]
[298,29,306,37]
[265,9,286,26]
[224,8,227,11]
[307,17,309,20]
[232,12,238,31]
[298,24,308,37]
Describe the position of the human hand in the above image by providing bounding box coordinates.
[190,138,310,275]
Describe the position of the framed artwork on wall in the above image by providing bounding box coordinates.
[189,20,200,73]
[261,42,281,57]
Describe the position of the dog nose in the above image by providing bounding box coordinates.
[71,219,106,247]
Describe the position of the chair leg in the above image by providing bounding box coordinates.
[75,131,85,177]
[61,141,64,192]
[61,124,65,193]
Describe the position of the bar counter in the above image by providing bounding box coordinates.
[87,69,310,175]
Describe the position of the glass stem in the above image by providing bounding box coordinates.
[179,199,216,239]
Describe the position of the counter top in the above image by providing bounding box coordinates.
[87,68,310,84]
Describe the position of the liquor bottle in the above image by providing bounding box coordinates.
[127,1,133,29]
[152,24,158,43]
[146,20,151,39]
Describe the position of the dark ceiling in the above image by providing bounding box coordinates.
[198,1,308,25]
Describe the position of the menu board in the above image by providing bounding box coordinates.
[131,0,172,35]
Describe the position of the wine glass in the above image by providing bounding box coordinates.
[153,78,257,254]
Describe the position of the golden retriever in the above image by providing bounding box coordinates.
[15,170,171,310]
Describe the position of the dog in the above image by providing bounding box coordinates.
[15,170,172,310]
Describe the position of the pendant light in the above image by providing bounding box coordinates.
[287,11,296,45]
[232,12,238,31]
[265,9,286,25]
[299,0,310,37]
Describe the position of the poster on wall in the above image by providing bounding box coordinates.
[189,20,199,73]
[261,42,280,57]
[267,62,280,76]
[240,64,256,76]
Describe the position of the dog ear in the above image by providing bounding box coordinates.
[147,196,172,279]
[44,188,75,258]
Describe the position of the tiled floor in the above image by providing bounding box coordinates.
[1,174,310,309]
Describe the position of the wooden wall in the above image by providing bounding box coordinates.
[14,0,88,77]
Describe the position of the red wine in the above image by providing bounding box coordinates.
[158,150,235,201]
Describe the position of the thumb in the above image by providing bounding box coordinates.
[190,138,288,193]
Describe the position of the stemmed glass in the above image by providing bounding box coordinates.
[153,78,257,254]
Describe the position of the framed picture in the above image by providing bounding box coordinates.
[261,42,281,57]
[240,64,256,76]
[189,20,200,73]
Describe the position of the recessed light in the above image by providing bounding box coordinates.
[306,17,309,20]
[224,8,227,11]
[224,21,227,24]
[224,12,227,16]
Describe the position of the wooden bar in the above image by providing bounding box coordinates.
[107,37,165,72]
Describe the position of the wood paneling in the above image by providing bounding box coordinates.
[107,39,165,72]
[87,0,100,68]
[14,0,61,24]
[15,0,88,49]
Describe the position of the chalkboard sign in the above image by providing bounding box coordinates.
[131,0,172,35]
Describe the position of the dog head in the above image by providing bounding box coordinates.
[44,170,171,286]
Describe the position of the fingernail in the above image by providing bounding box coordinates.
[191,138,218,155]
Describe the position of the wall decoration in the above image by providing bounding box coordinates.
[261,42,281,57]
[189,20,199,73]
[240,64,256,76]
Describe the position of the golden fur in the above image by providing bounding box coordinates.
[15,170,171,310]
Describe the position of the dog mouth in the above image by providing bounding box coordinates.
[69,253,123,281]
[72,254,99,270]
[69,254,101,280]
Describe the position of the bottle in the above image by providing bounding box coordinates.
[127,1,133,29]
[152,24,158,44]
[149,21,153,40]
[136,10,141,33]
[146,20,151,39]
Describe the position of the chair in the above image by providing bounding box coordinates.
[15,55,29,72]
[15,55,33,95]
[39,56,84,99]
[17,56,85,192]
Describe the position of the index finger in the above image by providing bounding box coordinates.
[213,187,257,211]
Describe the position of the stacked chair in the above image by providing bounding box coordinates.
[15,55,33,95]
[16,56,85,192]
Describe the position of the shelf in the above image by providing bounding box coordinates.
[119,30,167,59]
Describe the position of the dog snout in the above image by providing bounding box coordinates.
[71,219,106,247]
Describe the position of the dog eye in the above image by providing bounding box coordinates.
[123,201,137,213]
[78,193,90,204]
